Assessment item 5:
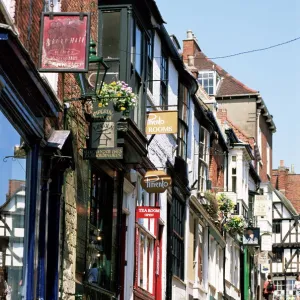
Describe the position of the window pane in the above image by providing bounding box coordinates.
[0,111,27,299]
[88,170,116,291]
[135,24,142,75]
[102,11,121,59]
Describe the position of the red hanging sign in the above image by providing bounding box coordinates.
[39,12,90,72]
[136,206,160,219]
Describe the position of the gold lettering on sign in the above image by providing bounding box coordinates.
[146,111,178,135]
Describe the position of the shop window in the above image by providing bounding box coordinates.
[172,196,184,280]
[0,110,27,299]
[87,170,117,292]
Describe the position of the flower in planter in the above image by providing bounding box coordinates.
[217,193,235,215]
[224,216,246,235]
[97,81,137,116]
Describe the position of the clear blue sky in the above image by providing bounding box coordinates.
[155,0,300,172]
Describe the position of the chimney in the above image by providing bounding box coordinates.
[187,55,194,67]
[290,164,295,174]
[217,109,227,124]
[278,160,288,194]
[183,30,201,62]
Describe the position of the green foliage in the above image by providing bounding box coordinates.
[203,191,219,221]
[224,215,246,235]
[97,81,137,115]
[217,193,235,214]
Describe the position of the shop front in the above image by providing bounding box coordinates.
[0,25,61,299]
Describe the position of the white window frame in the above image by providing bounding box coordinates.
[197,71,220,95]
[137,229,154,293]
[198,126,209,192]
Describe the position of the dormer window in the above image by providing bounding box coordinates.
[198,71,221,95]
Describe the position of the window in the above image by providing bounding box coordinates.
[160,52,168,109]
[232,168,237,193]
[0,110,27,299]
[198,126,209,192]
[101,11,121,59]
[272,222,281,234]
[248,194,254,225]
[199,127,209,164]
[178,84,189,160]
[88,170,117,291]
[197,71,220,95]
[135,24,143,76]
[138,231,154,292]
[172,196,185,279]
[272,248,283,262]
[147,31,154,93]
[232,203,240,215]
[232,156,236,162]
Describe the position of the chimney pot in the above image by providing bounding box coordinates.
[280,160,284,167]
[187,30,193,40]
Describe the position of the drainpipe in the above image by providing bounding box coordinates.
[226,151,229,192]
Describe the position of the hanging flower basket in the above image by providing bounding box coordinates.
[224,216,246,236]
[217,193,235,215]
[97,81,137,116]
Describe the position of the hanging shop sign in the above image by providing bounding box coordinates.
[261,264,270,274]
[39,12,90,72]
[260,234,272,251]
[254,195,268,216]
[146,111,178,135]
[136,206,160,219]
[242,227,260,246]
[83,102,123,160]
[258,251,269,265]
[141,170,172,193]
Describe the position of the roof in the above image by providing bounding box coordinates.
[274,189,298,217]
[194,51,258,97]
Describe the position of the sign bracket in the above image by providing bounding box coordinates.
[147,134,155,147]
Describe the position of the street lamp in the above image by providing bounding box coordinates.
[75,39,109,100]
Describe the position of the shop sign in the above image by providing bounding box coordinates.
[242,227,260,246]
[83,148,123,159]
[146,111,178,135]
[136,206,160,219]
[141,170,172,193]
[261,264,270,274]
[83,102,123,159]
[261,234,272,251]
[39,12,90,72]
[258,251,269,265]
[254,195,268,216]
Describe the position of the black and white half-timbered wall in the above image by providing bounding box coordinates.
[272,189,300,299]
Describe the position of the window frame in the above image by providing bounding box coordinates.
[198,126,209,192]
[160,51,168,109]
[172,195,185,280]
[197,71,220,95]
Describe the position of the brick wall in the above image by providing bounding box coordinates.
[272,160,300,213]
[209,141,225,193]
